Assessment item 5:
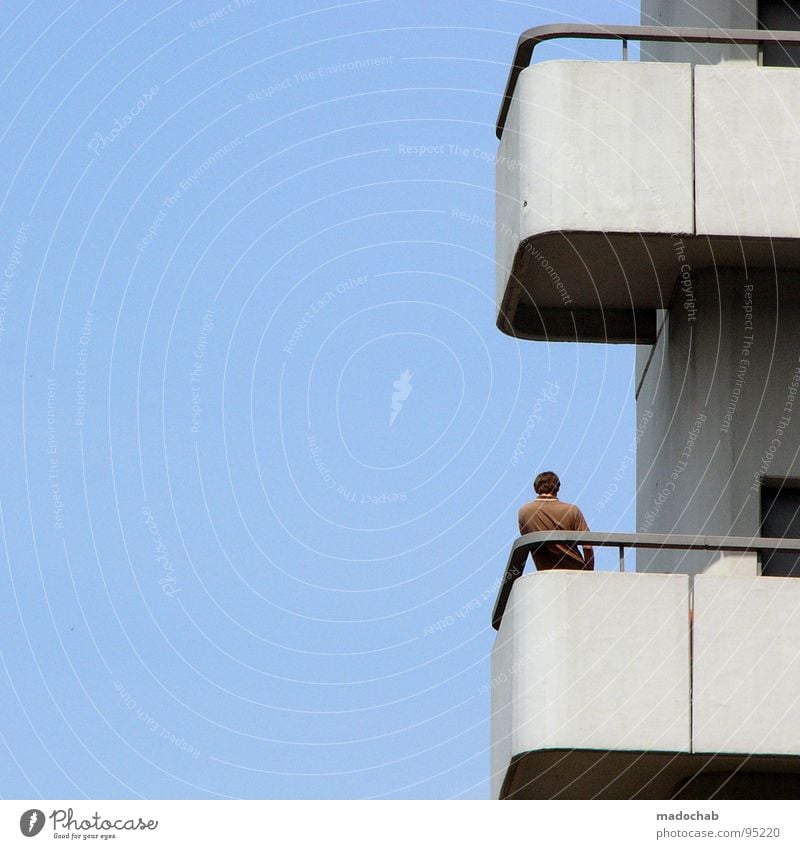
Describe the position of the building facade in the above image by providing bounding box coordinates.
[491,1,800,799]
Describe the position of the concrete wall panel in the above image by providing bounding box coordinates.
[694,575,800,755]
[509,61,693,238]
[696,66,800,238]
[490,570,691,797]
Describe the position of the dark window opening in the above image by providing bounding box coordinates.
[758,0,800,66]
[760,485,800,576]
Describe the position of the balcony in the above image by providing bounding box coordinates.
[490,532,800,799]
[495,25,800,343]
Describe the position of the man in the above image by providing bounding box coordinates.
[518,471,594,570]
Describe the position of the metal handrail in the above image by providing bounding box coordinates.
[491,531,800,630]
[496,23,800,139]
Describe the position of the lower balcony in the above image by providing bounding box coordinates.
[491,533,800,799]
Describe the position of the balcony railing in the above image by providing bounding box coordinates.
[491,531,800,629]
[496,23,800,138]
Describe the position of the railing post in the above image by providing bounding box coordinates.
[619,545,625,572]
[622,38,628,61]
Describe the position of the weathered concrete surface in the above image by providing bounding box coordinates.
[495,60,693,304]
[693,575,800,755]
[495,60,693,340]
[696,65,800,239]
[636,268,800,574]
[496,62,800,341]
[491,570,800,797]
[703,553,759,578]
[490,570,691,799]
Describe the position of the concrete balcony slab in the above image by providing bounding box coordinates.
[496,60,693,342]
[496,61,800,342]
[491,570,691,798]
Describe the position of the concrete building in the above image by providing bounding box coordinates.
[491,2,800,799]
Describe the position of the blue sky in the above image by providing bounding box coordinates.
[0,0,641,800]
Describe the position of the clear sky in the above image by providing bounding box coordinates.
[0,0,641,800]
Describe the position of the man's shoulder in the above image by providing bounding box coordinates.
[564,502,589,530]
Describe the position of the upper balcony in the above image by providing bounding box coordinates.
[495,25,800,343]
[490,531,800,799]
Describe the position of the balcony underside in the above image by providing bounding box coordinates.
[502,749,800,800]
[498,232,800,343]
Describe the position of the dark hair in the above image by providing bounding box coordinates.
[534,471,560,495]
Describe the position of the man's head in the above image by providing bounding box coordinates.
[533,471,560,495]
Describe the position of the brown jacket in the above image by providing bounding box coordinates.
[518,495,592,570]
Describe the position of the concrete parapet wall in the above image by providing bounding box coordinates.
[696,66,800,239]
[495,60,800,341]
[500,60,694,242]
[491,570,691,798]
[495,60,693,319]
[693,574,800,756]
[492,570,800,797]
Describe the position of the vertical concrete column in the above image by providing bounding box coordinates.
[640,0,757,63]
[637,268,800,573]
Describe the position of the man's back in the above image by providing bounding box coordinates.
[518,495,591,570]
